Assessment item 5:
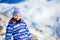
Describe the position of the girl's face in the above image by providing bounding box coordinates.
[13,14,21,21]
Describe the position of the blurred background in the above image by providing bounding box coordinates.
[0,0,60,40]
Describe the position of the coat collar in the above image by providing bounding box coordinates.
[9,18,24,24]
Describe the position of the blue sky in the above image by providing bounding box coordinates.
[0,0,26,4]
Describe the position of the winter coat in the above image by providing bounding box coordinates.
[5,18,33,40]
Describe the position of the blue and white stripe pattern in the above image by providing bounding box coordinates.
[5,21,33,40]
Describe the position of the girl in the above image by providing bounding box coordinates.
[5,8,33,40]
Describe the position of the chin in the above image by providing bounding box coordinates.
[17,19,19,21]
[17,19,20,21]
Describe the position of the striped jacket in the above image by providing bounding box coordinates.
[5,18,33,40]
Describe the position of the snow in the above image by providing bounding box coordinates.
[0,0,60,40]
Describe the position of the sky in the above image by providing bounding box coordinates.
[0,0,60,39]
[0,0,26,4]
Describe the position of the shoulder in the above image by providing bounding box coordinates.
[7,19,15,27]
[20,21,26,24]
[20,21,27,26]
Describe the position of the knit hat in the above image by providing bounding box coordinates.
[13,7,21,15]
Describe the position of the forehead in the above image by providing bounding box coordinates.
[13,13,21,16]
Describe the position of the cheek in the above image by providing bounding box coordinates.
[18,17,21,19]
[13,16,17,19]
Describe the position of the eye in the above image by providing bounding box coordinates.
[14,15,17,16]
